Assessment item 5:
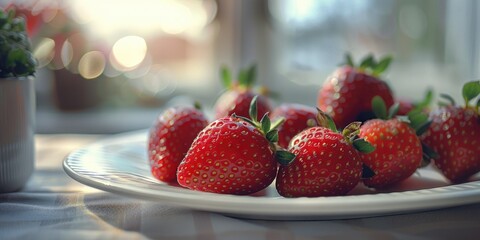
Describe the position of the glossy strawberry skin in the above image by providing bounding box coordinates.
[148,107,208,183]
[276,127,363,197]
[214,90,271,119]
[359,119,422,188]
[177,117,277,195]
[271,104,317,149]
[421,107,480,182]
[318,66,394,128]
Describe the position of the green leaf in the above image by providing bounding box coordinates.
[407,111,428,130]
[417,88,434,108]
[372,96,388,120]
[439,93,456,106]
[275,150,296,166]
[415,120,432,136]
[232,114,256,127]
[220,66,232,88]
[270,117,285,131]
[237,69,248,87]
[388,102,400,119]
[372,56,392,75]
[353,139,375,153]
[245,65,257,87]
[342,121,361,140]
[462,80,480,107]
[266,129,279,143]
[361,164,376,179]
[315,108,337,132]
[193,101,202,110]
[260,113,271,133]
[249,95,258,122]
[345,53,355,67]
[360,54,375,69]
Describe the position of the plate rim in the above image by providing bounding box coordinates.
[63,130,480,219]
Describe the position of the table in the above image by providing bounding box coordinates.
[1,134,480,240]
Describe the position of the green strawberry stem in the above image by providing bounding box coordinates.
[315,107,337,132]
[372,95,432,136]
[372,96,388,120]
[437,81,480,114]
[219,64,257,90]
[343,54,392,77]
[371,95,400,119]
[314,108,375,153]
[220,65,232,89]
[193,101,202,110]
[233,95,295,165]
[438,93,456,107]
[372,96,437,166]
[462,80,480,110]
[238,65,256,88]
[412,88,434,113]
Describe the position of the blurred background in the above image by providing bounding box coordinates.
[2,0,479,134]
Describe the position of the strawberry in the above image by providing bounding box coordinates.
[214,65,272,119]
[148,105,208,183]
[177,96,294,195]
[396,88,433,116]
[318,54,395,129]
[276,110,374,197]
[397,100,415,116]
[271,104,317,149]
[358,96,426,189]
[421,81,480,183]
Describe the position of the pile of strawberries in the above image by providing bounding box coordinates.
[147,55,480,198]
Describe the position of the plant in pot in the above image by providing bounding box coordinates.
[0,9,37,192]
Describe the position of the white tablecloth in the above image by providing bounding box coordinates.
[1,134,480,240]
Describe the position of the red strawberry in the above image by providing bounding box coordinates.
[271,104,317,149]
[397,100,415,116]
[318,54,395,128]
[276,110,374,197]
[148,105,208,183]
[177,96,294,195]
[396,89,433,116]
[421,81,480,182]
[214,65,272,119]
[358,96,425,188]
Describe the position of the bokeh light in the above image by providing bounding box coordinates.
[111,36,147,71]
[78,51,106,79]
[33,38,55,68]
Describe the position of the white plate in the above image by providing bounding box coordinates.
[63,131,480,220]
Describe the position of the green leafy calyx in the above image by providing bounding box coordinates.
[315,108,338,132]
[372,96,388,120]
[353,138,375,154]
[462,80,480,109]
[233,96,296,165]
[438,93,456,107]
[220,65,257,90]
[343,53,392,77]
[407,111,431,136]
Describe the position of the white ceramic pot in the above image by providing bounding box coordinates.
[0,76,35,193]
